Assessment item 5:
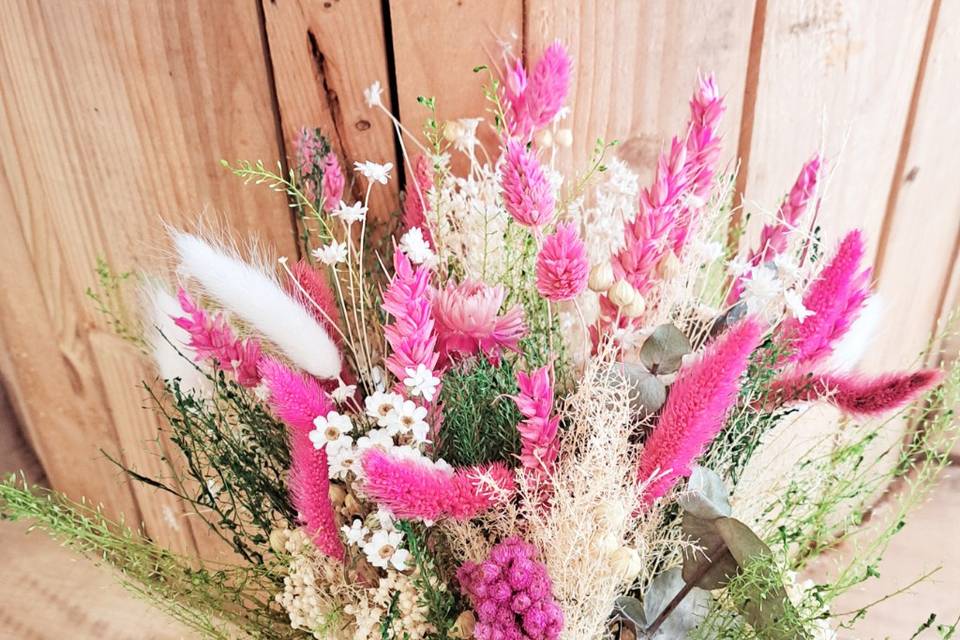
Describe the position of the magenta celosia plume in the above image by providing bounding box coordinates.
[382,251,440,389]
[513,366,561,476]
[771,369,942,417]
[285,260,342,343]
[779,229,871,365]
[173,288,261,387]
[321,151,345,212]
[637,317,762,504]
[536,222,589,302]
[457,536,564,640]
[502,41,572,139]
[402,155,434,247]
[361,448,516,521]
[259,357,344,560]
[501,139,555,230]
[728,154,821,303]
[433,280,526,363]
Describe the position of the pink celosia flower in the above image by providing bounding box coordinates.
[321,151,345,212]
[360,448,515,521]
[770,368,942,417]
[501,42,572,139]
[637,318,762,504]
[402,155,434,247]
[457,536,564,640]
[512,366,561,476]
[382,252,440,397]
[285,260,342,343]
[501,139,555,230]
[728,154,821,303]
[173,288,261,387]
[536,222,589,301]
[259,357,344,560]
[778,230,870,365]
[433,280,527,363]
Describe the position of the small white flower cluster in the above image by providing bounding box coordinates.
[729,252,814,323]
[342,508,410,571]
[274,528,344,638]
[573,158,641,264]
[345,570,438,640]
[399,226,437,267]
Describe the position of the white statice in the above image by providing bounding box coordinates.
[363,80,383,108]
[403,364,440,402]
[445,117,482,155]
[274,528,345,638]
[399,226,436,266]
[362,529,410,571]
[309,411,354,452]
[575,158,640,263]
[330,380,356,404]
[364,390,403,427]
[354,160,393,185]
[333,201,367,226]
[742,264,783,317]
[312,240,347,265]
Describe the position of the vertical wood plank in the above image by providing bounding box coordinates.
[0,0,296,555]
[262,0,400,238]
[739,0,933,257]
[524,0,756,183]
[868,0,960,372]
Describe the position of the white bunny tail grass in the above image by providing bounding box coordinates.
[141,278,208,395]
[172,231,342,379]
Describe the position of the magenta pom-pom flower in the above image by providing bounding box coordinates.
[770,369,942,417]
[501,139,555,230]
[457,536,564,640]
[536,222,589,302]
[433,280,527,364]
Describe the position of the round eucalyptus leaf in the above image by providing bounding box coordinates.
[680,512,739,590]
[601,362,667,417]
[678,466,731,520]
[612,595,647,629]
[641,567,712,639]
[640,324,692,375]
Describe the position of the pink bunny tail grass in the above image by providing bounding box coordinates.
[536,222,589,302]
[321,151,345,212]
[402,155,435,247]
[779,230,870,365]
[173,288,261,387]
[361,448,516,521]
[637,318,763,504]
[513,366,561,476]
[728,154,822,304]
[770,368,943,417]
[289,420,345,560]
[382,252,440,388]
[258,356,343,559]
[258,356,331,432]
[501,138,555,230]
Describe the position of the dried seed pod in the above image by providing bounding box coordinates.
[609,279,638,308]
[589,262,616,292]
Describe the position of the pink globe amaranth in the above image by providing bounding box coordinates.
[535,222,589,302]
[432,280,526,363]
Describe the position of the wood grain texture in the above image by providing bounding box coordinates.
[739,0,933,257]
[0,0,296,554]
[262,0,400,242]
[524,0,756,183]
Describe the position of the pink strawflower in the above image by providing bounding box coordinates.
[457,536,564,640]
[402,155,434,247]
[320,151,345,212]
[637,318,762,504]
[173,288,261,387]
[778,230,871,365]
[259,357,344,560]
[536,222,589,301]
[433,280,526,363]
[360,448,516,521]
[512,366,561,476]
[770,368,942,417]
[501,139,555,230]
[501,42,572,139]
[728,154,821,303]
[382,252,440,395]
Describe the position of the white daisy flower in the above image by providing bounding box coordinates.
[341,518,369,546]
[384,399,429,440]
[354,160,393,185]
[364,390,403,427]
[356,428,394,452]
[333,201,367,225]
[362,529,409,571]
[311,240,348,265]
[309,411,354,450]
[403,364,440,402]
[328,444,360,480]
[399,227,436,266]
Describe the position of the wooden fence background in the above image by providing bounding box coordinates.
[1,0,958,558]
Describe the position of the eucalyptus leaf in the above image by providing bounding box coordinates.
[680,512,739,590]
[678,466,731,520]
[641,568,711,639]
[612,595,647,630]
[639,324,692,375]
[600,363,667,417]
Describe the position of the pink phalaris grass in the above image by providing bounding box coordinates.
[433,280,526,364]
[512,366,561,476]
[501,139,555,230]
[770,368,942,417]
[382,251,440,390]
[501,42,572,139]
[259,356,344,560]
[402,155,435,247]
[360,448,516,521]
[320,151,345,212]
[173,288,261,387]
[778,230,871,365]
[456,536,564,640]
[637,317,763,504]
[536,221,589,301]
[728,154,822,303]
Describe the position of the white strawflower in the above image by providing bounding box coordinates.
[399,227,436,266]
[727,254,752,277]
[356,427,394,452]
[311,240,347,265]
[384,399,429,439]
[327,444,360,480]
[363,529,410,571]
[309,411,353,450]
[742,264,782,315]
[403,364,440,402]
[365,390,403,427]
[333,200,367,225]
[354,160,393,184]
